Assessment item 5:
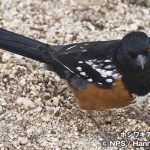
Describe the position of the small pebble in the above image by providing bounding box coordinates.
[0,106,3,113]
[0,98,7,106]
[2,52,12,62]
[16,97,35,109]
[18,137,28,145]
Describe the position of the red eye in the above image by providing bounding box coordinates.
[147,45,150,51]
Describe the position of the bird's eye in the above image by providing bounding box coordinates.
[147,45,150,51]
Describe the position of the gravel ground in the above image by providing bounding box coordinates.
[0,0,150,149]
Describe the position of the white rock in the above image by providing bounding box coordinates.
[69,0,104,8]
[19,78,26,86]
[54,76,60,82]
[26,128,34,137]
[14,54,23,59]
[3,78,8,83]
[0,106,3,113]
[0,98,7,106]
[129,24,138,30]
[142,9,149,15]
[18,137,28,145]
[36,106,42,112]
[16,97,35,109]
[16,114,22,121]
[2,52,12,62]
[41,115,50,122]
[69,0,77,6]
[35,98,43,106]
[52,97,59,105]
[16,97,25,105]
[61,0,70,5]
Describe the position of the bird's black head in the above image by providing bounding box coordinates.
[116,31,150,74]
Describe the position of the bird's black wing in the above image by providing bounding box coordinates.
[0,28,122,89]
[49,40,122,88]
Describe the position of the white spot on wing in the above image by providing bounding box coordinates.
[104,60,111,62]
[105,70,113,76]
[66,45,77,50]
[85,61,93,65]
[80,72,86,76]
[92,64,98,69]
[95,69,106,77]
[112,73,119,79]
[106,78,113,83]
[99,63,103,66]
[98,82,102,85]
[105,65,112,69]
[76,67,82,71]
[78,61,83,64]
[100,70,108,77]
[92,59,97,62]
[81,50,87,52]
[84,59,121,84]
[87,78,92,82]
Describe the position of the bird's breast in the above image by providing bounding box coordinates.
[73,78,134,110]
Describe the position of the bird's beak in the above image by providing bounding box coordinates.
[136,55,145,70]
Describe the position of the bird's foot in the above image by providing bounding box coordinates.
[87,111,114,141]
[127,106,150,125]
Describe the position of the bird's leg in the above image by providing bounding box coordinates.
[87,111,111,140]
[127,106,150,125]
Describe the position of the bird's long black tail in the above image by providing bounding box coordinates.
[0,28,53,64]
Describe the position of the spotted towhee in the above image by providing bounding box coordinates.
[0,28,149,128]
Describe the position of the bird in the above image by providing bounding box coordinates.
[0,28,150,138]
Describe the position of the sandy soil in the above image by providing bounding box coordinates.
[0,0,149,149]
